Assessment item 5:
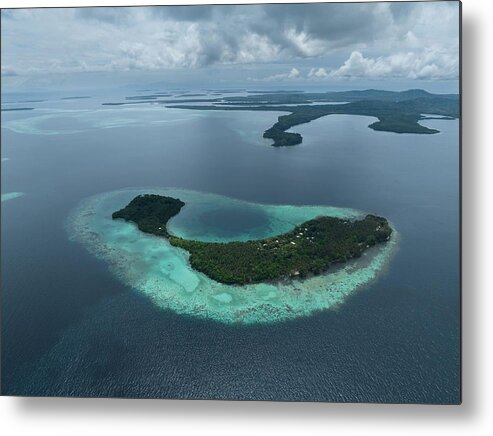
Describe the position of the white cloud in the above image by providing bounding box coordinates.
[0,2,459,83]
[327,50,458,80]
[288,68,300,79]
[250,67,301,82]
[308,67,329,79]
[259,45,458,83]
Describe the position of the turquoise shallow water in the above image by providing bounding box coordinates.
[67,188,397,324]
[2,106,209,135]
[1,192,25,202]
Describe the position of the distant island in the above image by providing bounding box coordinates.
[60,96,91,100]
[1,107,35,112]
[100,88,459,146]
[112,194,392,285]
[167,89,459,146]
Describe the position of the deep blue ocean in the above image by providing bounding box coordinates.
[1,89,459,403]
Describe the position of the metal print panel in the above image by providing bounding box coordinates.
[0,1,461,403]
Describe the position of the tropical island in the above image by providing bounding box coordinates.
[167,89,459,146]
[100,88,459,146]
[112,194,392,285]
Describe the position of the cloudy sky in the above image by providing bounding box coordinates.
[1,1,460,92]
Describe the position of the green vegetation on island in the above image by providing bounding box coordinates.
[100,89,458,145]
[112,194,185,237]
[113,194,392,285]
[60,96,91,100]
[165,89,459,146]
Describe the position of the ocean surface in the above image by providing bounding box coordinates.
[1,89,460,403]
